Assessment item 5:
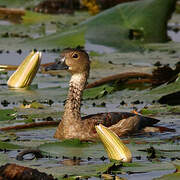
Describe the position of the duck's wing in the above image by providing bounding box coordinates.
[82,112,175,136]
[82,112,159,131]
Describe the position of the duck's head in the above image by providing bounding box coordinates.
[46,47,90,74]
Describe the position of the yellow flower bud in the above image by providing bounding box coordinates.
[95,124,132,162]
[7,51,41,88]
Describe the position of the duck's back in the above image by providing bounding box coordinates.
[82,112,159,131]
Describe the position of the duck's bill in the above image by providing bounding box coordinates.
[7,51,41,88]
[95,124,132,162]
[45,57,69,71]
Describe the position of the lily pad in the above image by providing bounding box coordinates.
[84,0,176,48]
[0,109,16,121]
[39,141,106,159]
[155,173,180,180]
[148,77,180,100]
[83,84,115,100]
[25,0,177,51]
[0,141,22,150]
[154,163,180,180]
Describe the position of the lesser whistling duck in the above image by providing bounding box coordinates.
[46,47,171,141]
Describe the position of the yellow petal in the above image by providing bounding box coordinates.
[95,124,132,162]
[20,102,45,109]
[7,51,41,88]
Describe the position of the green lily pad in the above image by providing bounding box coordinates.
[148,77,180,99]
[84,0,176,48]
[140,105,180,115]
[22,10,57,25]
[0,141,22,150]
[25,0,176,51]
[153,162,180,180]
[140,108,159,115]
[0,109,16,121]
[83,84,115,100]
[155,173,180,180]
[45,162,117,178]
[39,141,106,159]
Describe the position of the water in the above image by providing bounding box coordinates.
[0,20,12,26]
[85,41,117,53]
[0,51,57,65]
[168,30,180,42]
[168,23,180,42]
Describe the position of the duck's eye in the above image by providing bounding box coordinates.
[72,53,78,59]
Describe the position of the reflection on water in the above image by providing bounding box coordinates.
[0,51,57,65]
[8,85,38,95]
[168,23,180,42]
[168,30,180,42]
[0,20,12,25]
[16,129,56,141]
[85,41,116,53]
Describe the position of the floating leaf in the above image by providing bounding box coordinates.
[154,161,180,180]
[26,0,177,51]
[0,109,16,121]
[20,101,45,109]
[39,141,106,158]
[150,77,180,95]
[83,84,114,99]
[140,108,159,115]
[0,141,22,150]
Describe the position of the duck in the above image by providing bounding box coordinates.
[45,47,173,141]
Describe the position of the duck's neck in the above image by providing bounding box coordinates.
[63,72,88,123]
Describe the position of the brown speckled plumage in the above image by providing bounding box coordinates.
[46,48,168,141]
